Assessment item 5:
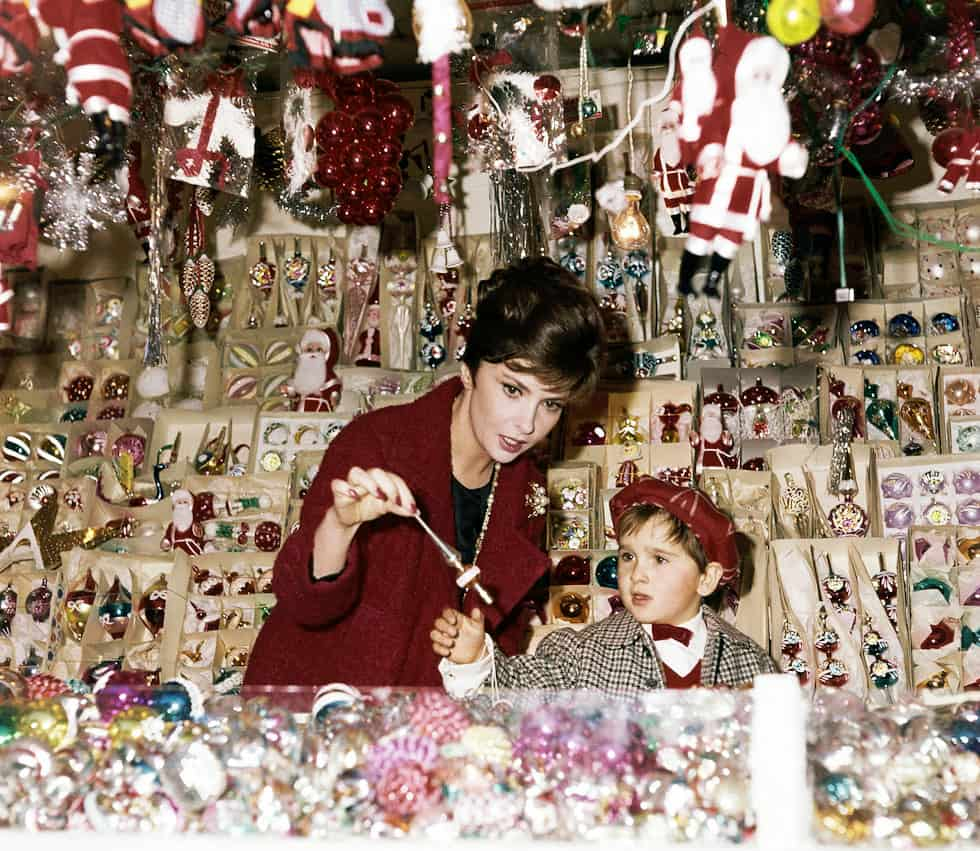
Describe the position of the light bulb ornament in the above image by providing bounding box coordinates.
[610,155,651,251]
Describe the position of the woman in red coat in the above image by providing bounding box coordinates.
[245,257,605,687]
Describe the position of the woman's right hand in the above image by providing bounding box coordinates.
[329,466,418,528]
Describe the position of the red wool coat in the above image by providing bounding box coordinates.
[245,377,550,687]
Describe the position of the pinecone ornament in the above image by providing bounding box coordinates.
[770,230,794,266]
[183,254,215,329]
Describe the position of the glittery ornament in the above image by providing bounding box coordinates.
[16,698,69,748]
[25,577,51,623]
[24,673,69,701]
[408,691,470,744]
[98,576,132,640]
[41,144,127,251]
[138,574,168,637]
[64,570,97,641]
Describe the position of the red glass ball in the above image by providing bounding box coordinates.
[335,73,375,106]
[932,127,970,168]
[341,93,373,116]
[850,45,882,93]
[533,74,562,101]
[336,179,366,204]
[375,166,402,197]
[376,94,415,136]
[850,105,883,145]
[314,154,344,188]
[354,106,386,140]
[315,111,355,151]
[820,0,875,35]
[361,196,386,224]
[375,138,402,166]
[345,141,376,174]
[468,113,492,142]
[337,203,358,224]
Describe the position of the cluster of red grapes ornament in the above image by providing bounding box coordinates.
[314,73,414,225]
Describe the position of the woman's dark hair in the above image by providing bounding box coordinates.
[462,256,606,401]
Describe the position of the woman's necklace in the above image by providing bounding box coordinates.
[469,463,501,570]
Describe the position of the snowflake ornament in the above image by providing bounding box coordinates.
[41,144,126,251]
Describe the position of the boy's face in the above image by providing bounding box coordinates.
[617,517,722,625]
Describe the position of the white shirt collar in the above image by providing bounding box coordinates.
[643,609,707,678]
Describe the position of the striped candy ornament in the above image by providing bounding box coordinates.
[367,732,439,783]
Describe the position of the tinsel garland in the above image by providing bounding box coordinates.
[143,144,168,369]
[255,126,337,227]
[489,169,546,268]
[888,62,980,104]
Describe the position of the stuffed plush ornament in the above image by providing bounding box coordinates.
[287,0,394,73]
[34,0,131,165]
[164,65,255,196]
[673,27,808,300]
[123,0,207,56]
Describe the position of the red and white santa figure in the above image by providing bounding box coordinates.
[0,0,38,77]
[160,488,208,556]
[122,0,207,57]
[34,0,131,164]
[354,302,382,367]
[286,0,394,74]
[286,327,342,412]
[674,27,808,300]
[651,106,695,235]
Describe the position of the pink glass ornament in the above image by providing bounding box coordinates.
[820,0,875,35]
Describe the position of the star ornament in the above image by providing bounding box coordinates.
[0,485,137,571]
[41,143,127,252]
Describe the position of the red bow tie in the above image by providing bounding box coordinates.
[652,623,693,646]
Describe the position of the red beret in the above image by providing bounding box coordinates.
[609,476,740,590]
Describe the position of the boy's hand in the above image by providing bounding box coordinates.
[431,607,485,664]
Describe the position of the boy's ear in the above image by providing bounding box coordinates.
[698,561,724,598]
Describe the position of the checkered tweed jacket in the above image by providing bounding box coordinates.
[492,607,775,696]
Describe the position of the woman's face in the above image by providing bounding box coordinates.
[462,361,569,463]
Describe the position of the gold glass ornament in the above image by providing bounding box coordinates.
[64,570,97,642]
[897,382,936,444]
[892,343,925,365]
[17,698,70,749]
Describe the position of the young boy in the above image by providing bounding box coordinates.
[431,476,775,696]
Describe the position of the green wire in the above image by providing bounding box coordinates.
[829,59,980,295]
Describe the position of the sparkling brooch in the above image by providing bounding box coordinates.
[524,482,547,519]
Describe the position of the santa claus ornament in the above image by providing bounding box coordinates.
[674,27,808,300]
[286,0,394,74]
[650,107,694,235]
[286,327,342,412]
[35,0,132,165]
[0,0,38,77]
[122,0,207,56]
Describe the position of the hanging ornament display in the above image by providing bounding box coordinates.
[40,140,127,252]
[164,64,255,197]
[313,72,413,225]
[674,27,808,299]
[181,192,214,330]
[35,0,131,165]
[286,0,394,73]
[122,0,207,56]
[467,71,566,171]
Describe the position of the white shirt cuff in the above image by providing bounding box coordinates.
[438,634,494,699]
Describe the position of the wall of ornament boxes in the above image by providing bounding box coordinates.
[2,202,980,698]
